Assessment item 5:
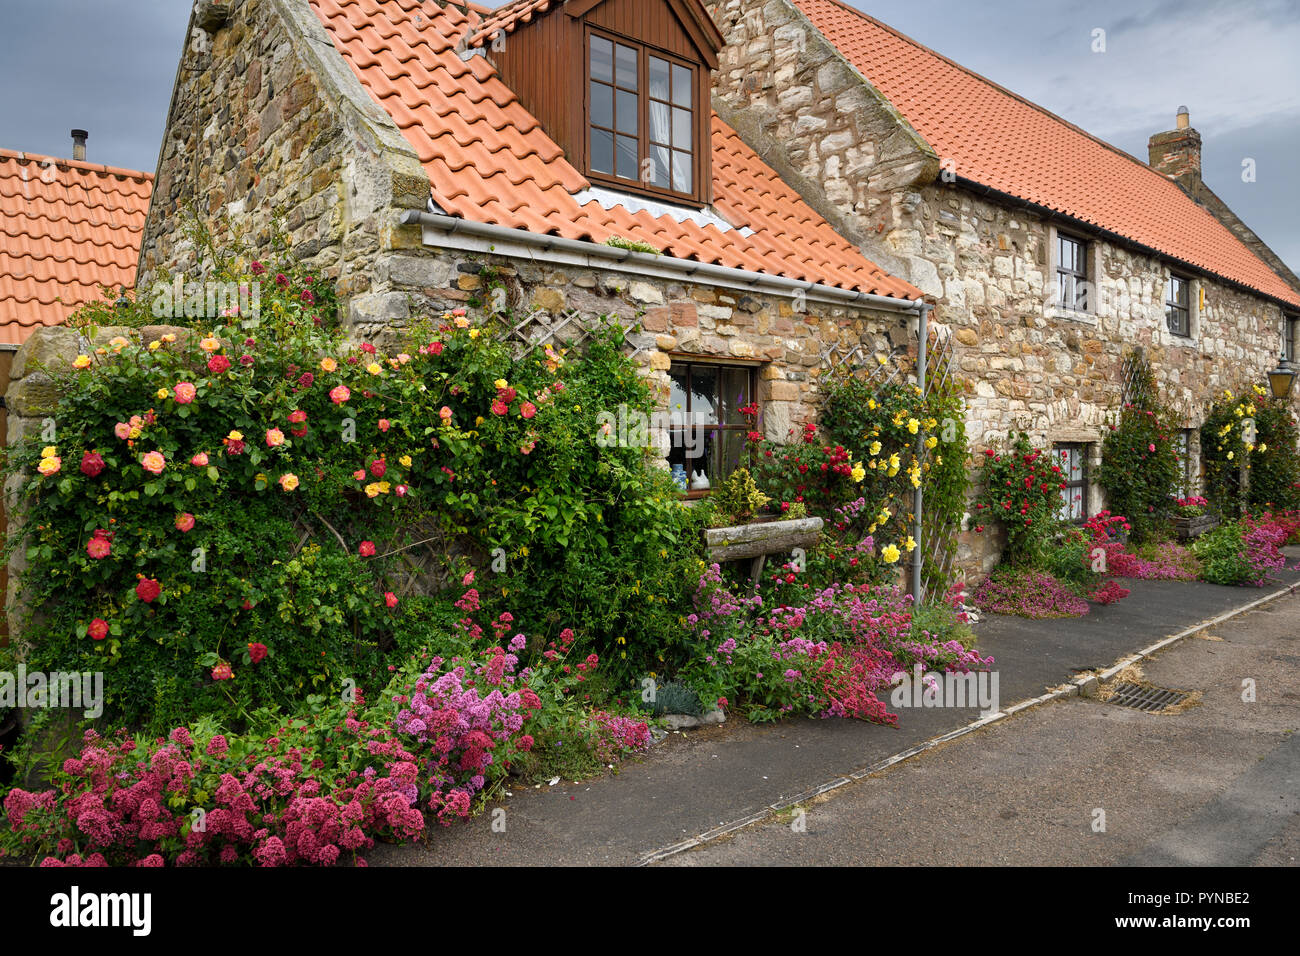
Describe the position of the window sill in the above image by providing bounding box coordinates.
[1045,305,1098,326]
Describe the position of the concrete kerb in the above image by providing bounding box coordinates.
[635,577,1300,866]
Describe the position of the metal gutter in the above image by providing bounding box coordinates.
[399,209,926,315]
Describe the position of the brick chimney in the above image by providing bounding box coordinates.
[71,129,88,162]
[1148,107,1201,190]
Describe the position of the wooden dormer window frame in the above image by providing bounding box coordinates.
[584,26,708,205]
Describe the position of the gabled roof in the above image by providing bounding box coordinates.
[793,0,1300,309]
[307,0,920,301]
[0,148,153,345]
[469,0,725,68]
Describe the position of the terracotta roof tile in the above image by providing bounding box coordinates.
[0,149,153,346]
[793,0,1300,308]
[308,0,919,301]
[468,0,560,48]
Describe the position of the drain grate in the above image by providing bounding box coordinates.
[1107,682,1189,712]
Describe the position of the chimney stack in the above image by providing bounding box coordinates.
[1148,107,1200,190]
[71,129,88,162]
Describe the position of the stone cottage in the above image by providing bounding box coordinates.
[705,0,1300,572]
[138,0,931,495]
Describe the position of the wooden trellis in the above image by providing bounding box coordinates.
[496,307,649,361]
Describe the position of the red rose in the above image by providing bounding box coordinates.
[385,591,398,608]
[369,458,386,478]
[359,541,376,557]
[520,402,537,419]
[429,342,443,356]
[86,536,111,560]
[359,342,376,355]
[378,419,391,432]
[88,618,109,641]
[288,409,308,424]
[248,642,268,664]
[80,450,106,477]
[208,354,231,374]
[136,578,161,603]
[212,663,233,681]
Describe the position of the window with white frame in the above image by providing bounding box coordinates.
[1056,232,1089,312]
[1054,443,1088,522]
[1166,273,1191,337]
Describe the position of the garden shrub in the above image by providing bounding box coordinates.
[2,249,701,735]
[1192,520,1286,587]
[1201,386,1300,516]
[1098,354,1181,542]
[969,433,1069,567]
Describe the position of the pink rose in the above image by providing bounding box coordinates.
[175,513,195,533]
[358,541,376,557]
[80,450,106,477]
[86,536,111,559]
[191,452,209,467]
[265,428,285,448]
[211,663,233,681]
[330,385,350,405]
[88,618,109,641]
[385,592,398,609]
[141,451,166,475]
[491,400,508,416]
[114,422,131,440]
[520,402,537,419]
[174,382,197,404]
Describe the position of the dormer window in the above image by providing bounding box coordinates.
[478,0,722,209]
[587,31,698,199]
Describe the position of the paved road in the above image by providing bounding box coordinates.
[659,592,1300,866]
[373,562,1300,866]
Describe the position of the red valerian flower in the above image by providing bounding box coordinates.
[239,354,254,367]
[300,289,315,305]
[80,450,106,477]
[87,618,109,641]
[250,260,265,275]
[275,273,289,287]
[385,592,398,608]
[208,354,231,374]
[298,372,314,388]
[358,541,376,557]
[136,577,161,603]
[247,642,268,664]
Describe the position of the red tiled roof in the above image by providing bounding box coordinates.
[468,0,557,47]
[793,0,1300,309]
[0,149,153,346]
[307,0,920,301]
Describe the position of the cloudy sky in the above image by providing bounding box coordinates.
[1,0,1296,268]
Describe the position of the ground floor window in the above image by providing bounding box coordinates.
[1054,443,1088,521]
[665,360,757,493]
[1173,428,1197,497]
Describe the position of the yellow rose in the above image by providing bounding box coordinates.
[469,329,481,339]
[455,317,470,329]
[109,336,130,352]
[40,445,57,459]
[904,536,917,552]
[925,436,938,449]
[364,483,381,498]
[200,336,221,352]
[148,340,161,351]
[162,333,177,343]
[1259,443,1268,452]
[869,441,882,456]
[73,355,92,369]
[1227,451,1235,460]
[320,357,338,372]
[907,418,920,434]
[227,430,243,442]
[279,473,300,492]
[157,388,169,400]
[128,427,142,440]
[851,463,865,483]
[882,544,901,563]
[37,456,61,476]
[367,363,382,376]
[399,455,412,468]
[494,379,509,390]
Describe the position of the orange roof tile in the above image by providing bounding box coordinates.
[307,0,919,301]
[0,149,153,346]
[793,0,1300,309]
[468,0,557,47]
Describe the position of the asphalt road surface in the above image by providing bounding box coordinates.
[659,593,1300,866]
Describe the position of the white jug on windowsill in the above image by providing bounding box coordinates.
[689,470,711,491]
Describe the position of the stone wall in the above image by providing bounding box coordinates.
[706,0,1298,577]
